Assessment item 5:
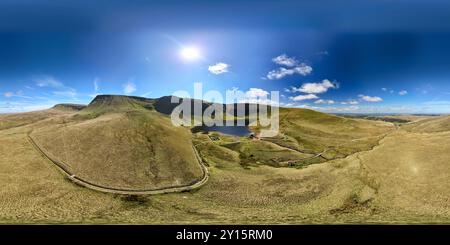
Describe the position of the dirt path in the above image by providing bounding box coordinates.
[278,151,326,165]
[261,123,398,166]
[259,137,326,163]
[27,132,210,195]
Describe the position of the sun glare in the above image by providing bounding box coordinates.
[180,46,200,61]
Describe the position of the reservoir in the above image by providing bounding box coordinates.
[191,125,252,137]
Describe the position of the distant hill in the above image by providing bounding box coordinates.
[53,103,86,111]
[403,115,450,133]
[0,109,65,130]
[31,94,205,191]
[84,94,272,121]
[153,95,212,116]
[259,107,394,159]
[81,94,213,119]
[80,95,155,116]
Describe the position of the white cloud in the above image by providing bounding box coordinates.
[382,88,395,94]
[398,90,408,96]
[316,51,329,57]
[34,75,78,99]
[289,94,318,101]
[208,62,229,74]
[3,90,33,99]
[267,54,312,79]
[294,65,313,76]
[314,99,335,104]
[359,94,383,102]
[341,105,360,111]
[284,104,325,110]
[141,91,152,97]
[341,100,359,105]
[272,54,298,67]
[0,101,55,113]
[317,105,360,113]
[94,78,99,92]
[244,88,278,105]
[288,79,337,94]
[35,76,63,88]
[280,102,295,107]
[266,63,312,80]
[422,100,450,106]
[225,87,278,105]
[267,68,294,80]
[245,88,269,98]
[123,81,136,95]
[89,78,100,98]
[292,100,450,114]
[52,89,77,98]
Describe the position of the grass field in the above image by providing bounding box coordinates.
[402,115,450,133]
[0,96,449,224]
[260,108,394,161]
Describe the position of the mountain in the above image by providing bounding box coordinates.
[30,95,205,191]
[52,103,86,111]
[26,95,394,191]
[80,95,156,116]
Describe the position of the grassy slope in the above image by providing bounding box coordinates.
[355,129,450,220]
[30,95,203,190]
[220,138,313,167]
[272,108,394,159]
[209,107,393,169]
[0,100,449,223]
[2,116,448,223]
[52,104,86,112]
[402,115,450,133]
[79,95,155,117]
[0,109,66,130]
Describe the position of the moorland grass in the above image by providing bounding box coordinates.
[0,97,449,224]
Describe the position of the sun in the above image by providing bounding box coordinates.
[180,46,200,61]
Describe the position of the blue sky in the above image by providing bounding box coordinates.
[1,0,450,113]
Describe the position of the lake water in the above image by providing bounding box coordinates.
[191,125,252,137]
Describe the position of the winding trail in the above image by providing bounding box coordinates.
[259,137,327,164]
[260,124,398,165]
[25,114,397,195]
[277,151,326,165]
[27,132,209,195]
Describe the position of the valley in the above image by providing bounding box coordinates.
[0,95,448,224]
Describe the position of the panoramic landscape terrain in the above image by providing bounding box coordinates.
[1,1,450,226]
[0,95,449,224]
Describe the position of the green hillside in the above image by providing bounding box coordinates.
[402,115,450,133]
[52,103,86,112]
[30,95,204,191]
[261,108,394,160]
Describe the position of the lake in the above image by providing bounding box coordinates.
[191,125,252,137]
